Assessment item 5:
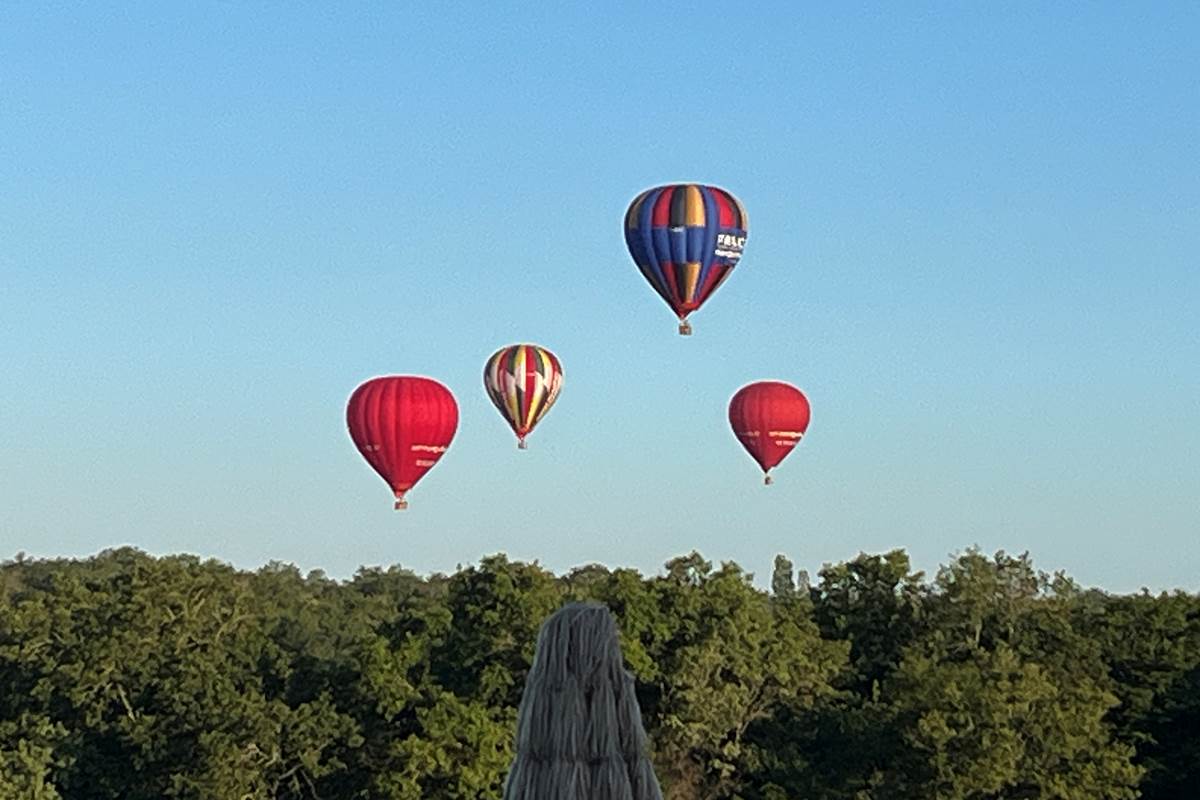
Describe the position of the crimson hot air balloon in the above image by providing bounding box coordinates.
[484,344,563,449]
[728,381,811,485]
[346,376,458,509]
[624,183,748,335]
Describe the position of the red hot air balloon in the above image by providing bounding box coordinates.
[346,376,458,509]
[728,381,811,485]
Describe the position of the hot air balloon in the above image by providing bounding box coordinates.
[484,344,563,449]
[624,183,748,335]
[728,381,810,485]
[346,375,458,509]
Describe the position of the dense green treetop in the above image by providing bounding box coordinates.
[1,547,1195,799]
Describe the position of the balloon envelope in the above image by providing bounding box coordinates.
[346,375,458,509]
[728,381,810,483]
[484,344,563,448]
[624,183,748,334]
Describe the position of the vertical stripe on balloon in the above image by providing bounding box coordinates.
[731,191,748,229]
[669,185,689,228]
[684,184,704,226]
[682,262,700,304]
[652,187,673,227]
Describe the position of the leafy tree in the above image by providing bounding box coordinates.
[0,714,68,800]
[1071,588,1200,798]
[629,553,843,799]
[0,544,1194,799]
[811,550,926,698]
[875,550,1142,799]
[883,641,1140,799]
[432,554,564,709]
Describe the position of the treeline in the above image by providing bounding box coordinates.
[0,547,1196,800]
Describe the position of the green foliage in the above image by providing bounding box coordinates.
[884,550,1143,799]
[812,549,926,698]
[885,642,1140,799]
[1068,587,1200,798]
[0,545,1194,799]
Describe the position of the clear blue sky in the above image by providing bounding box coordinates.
[2,4,1196,593]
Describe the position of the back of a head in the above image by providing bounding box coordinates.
[528,602,624,688]
[503,602,663,800]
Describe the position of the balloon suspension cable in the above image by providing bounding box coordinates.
[678,319,693,336]
[764,473,773,486]
[517,436,528,450]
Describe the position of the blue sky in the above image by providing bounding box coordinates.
[2,4,1196,592]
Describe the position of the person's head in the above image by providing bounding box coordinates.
[528,601,625,687]
[504,601,662,799]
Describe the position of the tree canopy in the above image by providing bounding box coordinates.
[1,547,1195,799]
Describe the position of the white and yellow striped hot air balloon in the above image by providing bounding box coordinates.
[483,344,564,449]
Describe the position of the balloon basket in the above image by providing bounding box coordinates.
[394,495,409,510]
[517,438,528,450]
[678,320,692,336]
[764,474,773,486]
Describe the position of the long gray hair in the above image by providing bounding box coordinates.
[502,602,663,800]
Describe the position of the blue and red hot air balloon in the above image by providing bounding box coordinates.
[624,183,748,335]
